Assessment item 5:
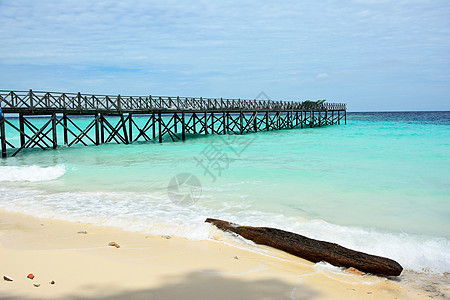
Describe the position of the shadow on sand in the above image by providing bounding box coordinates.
[2,270,321,300]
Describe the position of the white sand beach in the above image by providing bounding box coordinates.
[1,210,444,299]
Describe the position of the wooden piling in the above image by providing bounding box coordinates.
[95,113,100,146]
[158,112,162,143]
[19,113,25,147]
[1,117,6,158]
[152,113,156,140]
[52,113,57,149]
[100,114,105,144]
[239,112,243,135]
[181,112,186,141]
[204,112,208,135]
[128,114,133,142]
[63,113,68,145]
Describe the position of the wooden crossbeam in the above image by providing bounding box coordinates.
[102,116,128,144]
[11,118,52,156]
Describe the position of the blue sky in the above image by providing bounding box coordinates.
[0,0,449,111]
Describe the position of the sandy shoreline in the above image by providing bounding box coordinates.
[0,210,446,299]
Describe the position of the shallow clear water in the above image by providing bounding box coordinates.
[0,111,449,274]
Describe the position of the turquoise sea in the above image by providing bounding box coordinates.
[0,111,449,276]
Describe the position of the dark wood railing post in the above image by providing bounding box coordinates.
[117,94,122,112]
[77,92,82,112]
[29,89,34,111]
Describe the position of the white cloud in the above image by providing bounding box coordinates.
[316,73,329,79]
[0,0,449,109]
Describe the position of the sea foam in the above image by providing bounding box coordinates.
[0,165,66,182]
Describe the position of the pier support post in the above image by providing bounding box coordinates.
[1,117,6,158]
[152,113,156,140]
[158,112,162,143]
[301,111,304,128]
[174,113,178,134]
[63,113,68,145]
[266,111,269,131]
[239,111,243,135]
[181,112,186,141]
[222,112,226,134]
[225,112,229,134]
[276,112,280,130]
[128,113,133,142]
[193,113,197,134]
[95,113,100,145]
[52,113,57,149]
[204,112,208,135]
[290,111,293,128]
[345,111,347,125]
[121,114,129,144]
[100,114,105,144]
[253,112,258,132]
[19,113,25,147]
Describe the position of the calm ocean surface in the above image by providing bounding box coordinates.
[0,111,449,274]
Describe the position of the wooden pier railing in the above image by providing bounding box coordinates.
[0,90,346,113]
[0,90,347,158]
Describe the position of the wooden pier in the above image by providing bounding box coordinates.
[0,90,347,158]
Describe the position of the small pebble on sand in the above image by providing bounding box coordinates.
[33,284,40,287]
[108,242,120,248]
[346,267,365,276]
[77,231,88,234]
[3,276,13,281]
[161,235,171,239]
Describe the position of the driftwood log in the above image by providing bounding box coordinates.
[205,218,402,276]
